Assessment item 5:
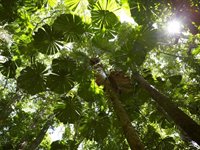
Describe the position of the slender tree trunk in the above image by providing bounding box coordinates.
[133,73,200,145]
[92,60,144,150]
[104,79,144,150]
[26,115,54,150]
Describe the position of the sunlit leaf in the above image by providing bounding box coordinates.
[91,10,120,29]
[78,81,100,102]
[48,0,57,7]
[192,46,200,55]
[65,0,89,12]
[92,0,119,12]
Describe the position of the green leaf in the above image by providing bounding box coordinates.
[53,14,87,42]
[46,56,76,93]
[17,63,47,95]
[192,46,200,55]
[144,125,161,146]
[54,97,82,124]
[79,112,110,142]
[65,0,88,11]
[78,81,97,102]
[140,28,159,49]
[169,75,182,85]
[51,56,77,75]
[0,48,18,78]
[129,0,159,25]
[0,0,18,22]
[48,0,57,7]
[50,141,66,150]
[0,60,17,78]
[158,137,175,149]
[129,41,147,66]
[91,10,120,29]
[46,74,73,94]
[33,24,64,55]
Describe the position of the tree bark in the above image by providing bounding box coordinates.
[93,63,144,149]
[104,79,144,150]
[133,73,200,145]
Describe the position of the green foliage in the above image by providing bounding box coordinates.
[52,14,87,42]
[0,59,17,78]
[54,97,82,124]
[17,62,47,95]
[33,24,63,55]
[129,0,166,25]
[92,10,120,29]
[0,48,18,78]
[46,56,76,93]
[51,140,79,150]
[0,0,18,22]
[79,111,110,142]
[169,75,182,85]
[51,56,76,75]
[0,0,200,149]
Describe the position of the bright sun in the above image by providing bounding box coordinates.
[167,20,182,34]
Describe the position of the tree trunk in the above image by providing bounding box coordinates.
[104,79,144,150]
[26,115,54,150]
[133,73,200,145]
[92,62,144,149]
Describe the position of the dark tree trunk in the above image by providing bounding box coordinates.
[133,73,200,145]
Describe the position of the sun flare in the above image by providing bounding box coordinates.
[167,20,182,34]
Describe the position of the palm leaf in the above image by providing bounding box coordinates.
[17,63,47,95]
[0,49,18,78]
[54,97,82,123]
[65,0,88,11]
[0,60,17,78]
[33,24,64,55]
[46,56,76,93]
[91,10,120,29]
[52,14,87,42]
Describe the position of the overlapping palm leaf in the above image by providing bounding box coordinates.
[52,14,87,42]
[33,24,64,55]
[79,112,110,142]
[54,97,82,124]
[17,63,47,95]
[91,0,120,29]
[0,49,18,78]
[46,56,76,94]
